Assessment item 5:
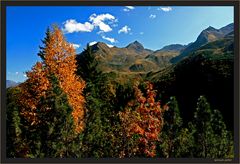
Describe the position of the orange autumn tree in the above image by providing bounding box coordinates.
[18,26,86,133]
[44,26,85,133]
[18,62,50,126]
[119,81,168,157]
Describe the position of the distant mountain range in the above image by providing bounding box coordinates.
[171,23,233,63]
[77,23,233,73]
[6,80,20,88]
[158,44,186,52]
[76,22,234,129]
[7,23,233,90]
[77,40,184,72]
[146,32,234,129]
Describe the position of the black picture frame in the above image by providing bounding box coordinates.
[1,0,239,163]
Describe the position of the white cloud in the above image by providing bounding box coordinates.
[102,36,116,43]
[63,19,94,33]
[106,44,114,48]
[23,74,27,77]
[118,25,131,34]
[123,6,135,12]
[125,6,135,10]
[89,41,97,46]
[88,41,114,48]
[158,7,172,12]
[15,72,19,75]
[140,32,144,35]
[149,14,156,19]
[70,43,81,49]
[98,22,112,32]
[89,13,116,33]
[63,13,117,34]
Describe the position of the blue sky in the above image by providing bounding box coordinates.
[7,6,233,82]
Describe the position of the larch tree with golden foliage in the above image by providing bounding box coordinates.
[17,26,86,157]
[18,62,50,126]
[19,26,85,133]
[44,26,86,133]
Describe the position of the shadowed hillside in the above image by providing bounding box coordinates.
[146,35,234,129]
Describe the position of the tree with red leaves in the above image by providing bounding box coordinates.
[119,81,168,157]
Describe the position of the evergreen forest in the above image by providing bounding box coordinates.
[6,24,234,158]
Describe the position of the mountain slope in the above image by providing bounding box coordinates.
[77,41,172,73]
[171,23,233,63]
[6,80,20,88]
[145,44,186,67]
[146,36,234,129]
[158,44,186,52]
[77,23,233,73]
[219,23,234,35]
[76,23,234,129]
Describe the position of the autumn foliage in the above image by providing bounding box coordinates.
[119,82,168,157]
[44,27,86,133]
[18,26,86,133]
[7,26,234,158]
[18,62,50,126]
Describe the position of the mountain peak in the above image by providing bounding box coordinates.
[132,40,141,45]
[126,40,144,51]
[90,41,109,50]
[159,44,186,52]
[95,42,107,47]
[197,25,223,42]
[89,41,115,49]
[205,26,217,32]
[170,23,233,63]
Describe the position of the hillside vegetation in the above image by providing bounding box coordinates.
[6,23,234,158]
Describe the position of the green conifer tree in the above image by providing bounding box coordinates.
[77,44,102,83]
[37,27,51,61]
[76,44,110,157]
[74,42,126,157]
[6,87,28,157]
[177,126,195,157]
[37,75,81,157]
[210,109,234,158]
[191,96,233,158]
[192,96,215,157]
[158,96,183,157]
